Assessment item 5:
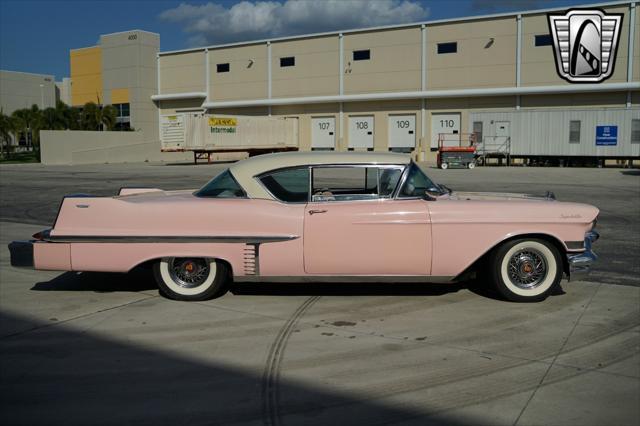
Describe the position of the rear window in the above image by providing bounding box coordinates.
[195,170,247,198]
[258,167,310,202]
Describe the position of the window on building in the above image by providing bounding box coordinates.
[473,121,483,144]
[569,120,581,143]
[534,34,553,47]
[353,50,371,61]
[632,119,640,144]
[437,42,457,54]
[217,63,230,73]
[280,56,295,67]
[258,167,309,202]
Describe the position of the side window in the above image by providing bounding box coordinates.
[311,166,402,202]
[195,169,246,198]
[258,167,309,202]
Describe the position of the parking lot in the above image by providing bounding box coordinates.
[0,161,638,425]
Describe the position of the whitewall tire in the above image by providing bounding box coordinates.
[467,161,476,169]
[440,162,449,170]
[153,257,230,301]
[490,239,562,302]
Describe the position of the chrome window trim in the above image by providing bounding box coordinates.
[253,163,408,204]
[309,164,405,203]
[393,161,441,200]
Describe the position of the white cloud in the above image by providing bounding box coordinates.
[160,0,429,46]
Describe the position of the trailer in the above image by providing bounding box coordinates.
[160,114,299,163]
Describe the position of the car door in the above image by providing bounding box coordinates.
[303,166,431,276]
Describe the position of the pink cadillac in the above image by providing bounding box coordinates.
[9,152,599,302]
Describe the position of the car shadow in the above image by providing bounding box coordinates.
[230,281,467,297]
[620,169,640,176]
[31,268,157,293]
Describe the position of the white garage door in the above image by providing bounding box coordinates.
[431,113,461,148]
[348,116,374,150]
[311,117,336,150]
[388,115,416,151]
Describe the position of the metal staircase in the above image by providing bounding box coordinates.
[475,136,511,166]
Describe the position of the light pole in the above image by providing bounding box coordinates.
[39,84,44,108]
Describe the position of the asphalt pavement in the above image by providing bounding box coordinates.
[0,161,638,425]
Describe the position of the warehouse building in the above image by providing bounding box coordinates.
[0,70,57,114]
[69,30,159,136]
[152,0,640,163]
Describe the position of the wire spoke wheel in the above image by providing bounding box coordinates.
[507,249,548,289]
[168,257,210,288]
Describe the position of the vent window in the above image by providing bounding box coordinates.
[534,34,553,47]
[437,42,457,54]
[280,56,295,67]
[353,50,371,61]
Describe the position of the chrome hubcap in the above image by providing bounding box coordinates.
[168,258,210,288]
[507,249,547,289]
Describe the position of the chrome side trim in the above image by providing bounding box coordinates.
[567,230,599,281]
[44,235,299,244]
[235,275,455,283]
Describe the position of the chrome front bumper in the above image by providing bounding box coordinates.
[567,230,599,281]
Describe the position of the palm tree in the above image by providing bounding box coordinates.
[81,102,100,130]
[41,107,66,131]
[0,109,13,158]
[11,109,30,147]
[101,105,118,131]
[27,104,43,150]
[68,106,82,130]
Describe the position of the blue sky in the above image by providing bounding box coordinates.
[0,0,602,80]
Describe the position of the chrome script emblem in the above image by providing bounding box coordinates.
[548,9,623,83]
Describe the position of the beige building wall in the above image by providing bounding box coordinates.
[427,17,517,89]
[272,36,339,98]
[521,6,631,86]
[40,130,191,165]
[210,44,268,101]
[160,50,205,94]
[344,28,421,94]
[0,70,56,113]
[101,30,160,140]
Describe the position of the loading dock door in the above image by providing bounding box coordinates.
[431,113,461,148]
[388,115,416,152]
[311,117,336,150]
[348,116,374,150]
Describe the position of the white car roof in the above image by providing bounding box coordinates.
[229,151,411,200]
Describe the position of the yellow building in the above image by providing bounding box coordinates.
[70,30,159,137]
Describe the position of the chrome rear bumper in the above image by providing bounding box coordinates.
[567,230,599,281]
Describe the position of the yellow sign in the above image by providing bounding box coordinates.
[209,117,237,127]
[167,115,177,121]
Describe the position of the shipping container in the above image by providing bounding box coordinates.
[468,108,640,159]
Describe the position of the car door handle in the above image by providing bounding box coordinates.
[308,209,328,215]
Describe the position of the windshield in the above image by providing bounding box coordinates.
[398,163,445,198]
[195,169,247,198]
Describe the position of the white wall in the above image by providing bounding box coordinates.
[40,130,191,165]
